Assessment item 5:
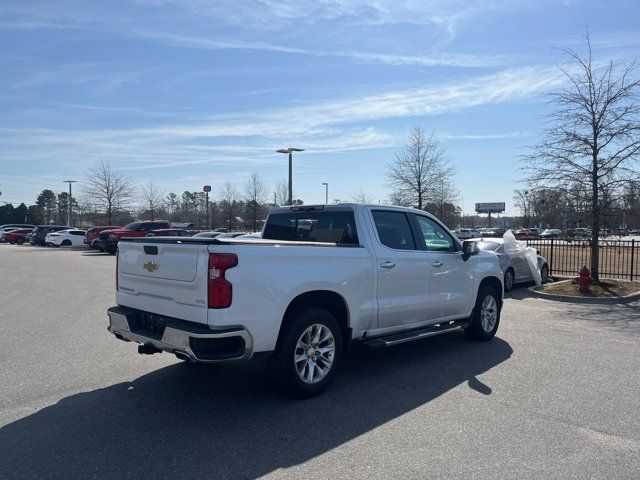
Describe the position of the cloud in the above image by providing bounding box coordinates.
[130,65,563,141]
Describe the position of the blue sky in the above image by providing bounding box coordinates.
[1,0,639,214]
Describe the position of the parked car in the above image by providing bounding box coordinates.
[540,229,561,239]
[31,225,73,245]
[452,228,480,240]
[192,231,224,239]
[146,229,193,237]
[482,228,505,238]
[85,226,121,249]
[0,224,34,241]
[513,229,538,240]
[107,204,505,397]
[45,229,87,247]
[4,228,33,244]
[214,232,248,238]
[95,221,171,254]
[474,238,549,291]
[236,232,262,238]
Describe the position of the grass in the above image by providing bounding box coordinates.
[538,279,640,297]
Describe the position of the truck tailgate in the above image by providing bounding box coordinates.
[116,239,210,324]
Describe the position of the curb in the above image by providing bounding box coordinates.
[528,280,640,304]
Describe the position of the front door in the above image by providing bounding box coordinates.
[412,215,474,320]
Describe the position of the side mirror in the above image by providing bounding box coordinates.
[462,240,479,260]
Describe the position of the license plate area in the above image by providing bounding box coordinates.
[132,312,167,339]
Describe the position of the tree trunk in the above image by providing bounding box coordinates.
[590,154,600,282]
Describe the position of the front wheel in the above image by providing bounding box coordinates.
[270,308,343,398]
[465,285,501,341]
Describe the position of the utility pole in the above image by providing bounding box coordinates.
[276,147,305,205]
[63,180,77,226]
[322,182,328,204]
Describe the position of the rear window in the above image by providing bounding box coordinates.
[263,211,359,245]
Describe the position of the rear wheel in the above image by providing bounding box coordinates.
[504,268,515,292]
[270,307,343,398]
[541,265,549,284]
[465,285,501,341]
[61,239,72,247]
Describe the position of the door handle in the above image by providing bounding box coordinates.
[380,261,396,269]
[431,260,444,268]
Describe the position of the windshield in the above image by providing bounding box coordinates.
[124,222,140,230]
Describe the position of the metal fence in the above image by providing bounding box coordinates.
[525,239,638,280]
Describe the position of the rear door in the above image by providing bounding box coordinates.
[411,214,474,320]
[369,210,431,329]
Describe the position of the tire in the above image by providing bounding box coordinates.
[61,240,72,247]
[9,240,15,244]
[541,264,549,284]
[270,307,343,398]
[504,268,515,292]
[465,285,501,341]
[106,245,117,255]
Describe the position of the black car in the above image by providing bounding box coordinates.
[31,225,73,245]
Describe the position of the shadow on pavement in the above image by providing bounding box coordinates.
[0,334,512,480]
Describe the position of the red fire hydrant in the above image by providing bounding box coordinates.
[577,266,591,294]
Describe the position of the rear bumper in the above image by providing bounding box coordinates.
[107,306,253,362]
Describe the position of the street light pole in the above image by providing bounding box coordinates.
[63,180,77,226]
[276,147,305,205]
[322,182,328,204]
[203,185,211,230]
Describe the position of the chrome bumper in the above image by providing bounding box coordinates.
[107,306,253,362]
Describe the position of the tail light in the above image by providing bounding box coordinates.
[208,253,238,308]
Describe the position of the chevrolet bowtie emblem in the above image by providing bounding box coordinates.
[143,261,159,272]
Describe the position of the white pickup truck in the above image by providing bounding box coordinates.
[108,204,504,397]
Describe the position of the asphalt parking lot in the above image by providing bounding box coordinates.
[1,243,639,479]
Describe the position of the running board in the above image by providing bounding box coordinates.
[363,320,469,349]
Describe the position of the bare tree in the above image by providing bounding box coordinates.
[243,172,268,232]
[218,181,240,230]
[83,160,135,225]
[274,179,288,206]
[430,174,459,221]
[387,128,455,210]
[140,181,164,220]
[523,34,640,281]
[513,189,534,227]
[351,187,374,204]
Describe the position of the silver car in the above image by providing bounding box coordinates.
[474,238,549,291]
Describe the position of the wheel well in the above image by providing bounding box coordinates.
[479,276,503,307]
[278,291,350,350]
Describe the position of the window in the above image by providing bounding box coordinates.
[414,216,457,252]
[263,211,359,245]
[372,211,416,250]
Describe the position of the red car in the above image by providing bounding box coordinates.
[514,229,538,240]
[96,221,171,254]
[4,228,33,245]
[85,226,121,248]
[145,229,193,237]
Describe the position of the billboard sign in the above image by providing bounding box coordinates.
[475,202,505,214]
